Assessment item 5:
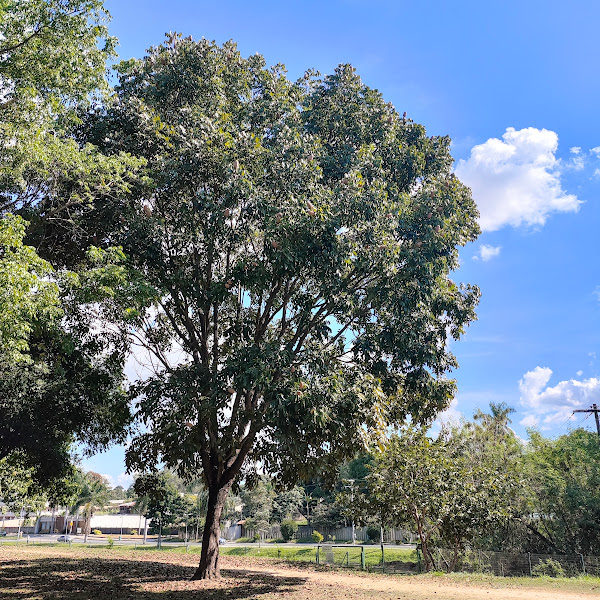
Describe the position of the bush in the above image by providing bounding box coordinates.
[107,536,114,548]
[311,530,323,543]
[130,529,138,535]
[92,529,102,535]
[532,558,565,578]
[366,526,381,543]
[280,520,299,542]
[252,533,260,542]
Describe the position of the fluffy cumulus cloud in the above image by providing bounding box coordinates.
[518,366,600,429]
[455,127,580,232]
[473,244,501,261]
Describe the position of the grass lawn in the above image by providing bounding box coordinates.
[221,544,417,567]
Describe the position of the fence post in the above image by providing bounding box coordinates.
[361,545,365,570]
[527,552,532,577]
[580,554,586,575]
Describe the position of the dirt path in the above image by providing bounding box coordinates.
[0,545,597,600]
[226,561,598,600]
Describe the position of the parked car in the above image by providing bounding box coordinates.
[219,537,226,545]
[0,531,7,536]
[57,535,71,542]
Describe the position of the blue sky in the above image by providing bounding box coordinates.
[83,0,600,486]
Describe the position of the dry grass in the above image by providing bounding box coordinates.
[1,544,599,600]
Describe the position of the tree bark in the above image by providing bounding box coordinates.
[191,483,231,580]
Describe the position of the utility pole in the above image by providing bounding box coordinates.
[573,404,600,437]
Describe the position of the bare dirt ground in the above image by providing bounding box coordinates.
[0,545,598,600]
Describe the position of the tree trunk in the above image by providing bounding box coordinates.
[84,513,91,543]
[191,483,231,580]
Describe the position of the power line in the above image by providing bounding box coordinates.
[550,412,577,438]
[573,404,600,438]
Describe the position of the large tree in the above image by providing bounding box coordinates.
[81,36,480,578]
[0,1,137,483]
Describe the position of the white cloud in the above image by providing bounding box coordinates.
[473,244,501,261]
[566,147,585,171]
[577,370,583,377]
[455,127,581,232]
[102,472,133,490]
[435,397,463,428]
[591,146,600,156]
[518,366,600,429]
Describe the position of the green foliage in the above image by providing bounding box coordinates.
[72,471,110,540]
[0,0,115,110]
[0,0,135,487]
[366,525,381,543]
[80,35,480,577]
[77,36,479,575]
[532,558,565,578]
[520,429,600,555]
[280,519,299,541]
[272,486,304,522]
[134,471,192,531]
[368,424,515,571]
[106,536,114,548]
[0,0,143,228]
[311,530,324,543]
[0,214,59,361]
[240,478,274,527]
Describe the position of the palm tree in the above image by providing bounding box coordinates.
[134,493,149,544]
[474,402,516,440]
[72,472,109,542]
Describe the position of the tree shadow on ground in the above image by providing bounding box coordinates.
[0,557,307,599]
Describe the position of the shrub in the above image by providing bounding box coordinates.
[280,520,299,542]
[311,530,323,543]
[366,526,381,543]
[130,529,138,535]
[107,536,114,548]
[92,529,102,535]
[532,558,565,578]
[252,533,260,542]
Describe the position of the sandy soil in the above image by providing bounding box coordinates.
[0,545,597,600]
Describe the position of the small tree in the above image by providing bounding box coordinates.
[134,472,191,547]
[280,519,299,541]
[85,37,480,579]
[368,427,512,571]
[72,471,110,543]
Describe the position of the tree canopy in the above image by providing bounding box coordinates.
[76,35,480,578]
[0,0,134,484]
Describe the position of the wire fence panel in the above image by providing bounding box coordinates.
[433,548,600,577]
